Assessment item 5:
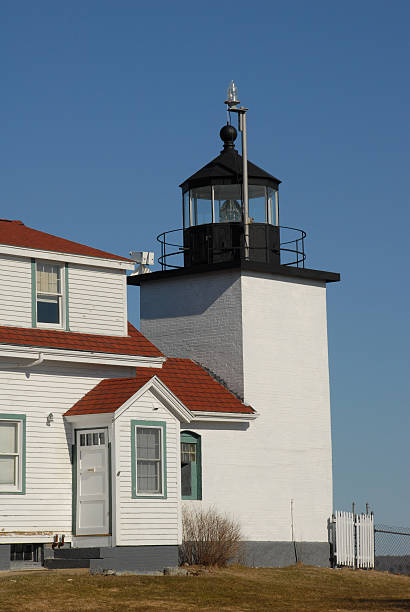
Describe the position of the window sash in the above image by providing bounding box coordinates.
[36,262,61,295]
[136,427,163,495]
[35,262,64,327]
[0,420,23,492]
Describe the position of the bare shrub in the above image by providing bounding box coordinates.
[180,505,242,567]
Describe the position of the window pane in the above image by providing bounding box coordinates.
[191,186,212,226]
[93,433,99,445]
[37,263,61,294]
[80,434,85,446]
[99,433,105,445]
[181,462,192,496]
[214,184,242,223]
[137,428,160,460]
[137,460,160,493]
[37,296,60,324]
[183,191,190,228]
[248,185,267,223]
[181,442,196,463]
[86,433,92,446]
[0,456,16,485]
[0,423,17,454]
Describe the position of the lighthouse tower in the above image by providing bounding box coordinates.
[128,84,340,566]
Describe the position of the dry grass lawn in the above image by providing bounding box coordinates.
[0,565,409,612]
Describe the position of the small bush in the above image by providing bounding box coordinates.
[180,505,242,567]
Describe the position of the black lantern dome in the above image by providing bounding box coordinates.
[179,125,282,267]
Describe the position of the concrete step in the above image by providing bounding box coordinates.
[44,558,91,569]
[53,547,101,559]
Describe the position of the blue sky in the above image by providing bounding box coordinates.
[1,1,409,526]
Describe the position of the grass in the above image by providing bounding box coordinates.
[0,565,409,611]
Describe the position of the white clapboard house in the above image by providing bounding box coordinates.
[0,120,339,573]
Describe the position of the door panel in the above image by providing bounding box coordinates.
[75,428,109,536]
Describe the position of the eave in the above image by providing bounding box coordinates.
[0,243,135,271]
[128,260,340,286]
[0,344,166,368]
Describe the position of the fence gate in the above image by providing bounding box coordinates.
[331,511,374,568]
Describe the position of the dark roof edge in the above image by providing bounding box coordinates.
[128,261,340,286]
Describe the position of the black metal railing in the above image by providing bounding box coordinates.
[157,225,306,270]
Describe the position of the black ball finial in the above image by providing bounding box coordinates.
[220,123,237,150]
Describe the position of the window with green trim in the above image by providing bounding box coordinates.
[0,414,26,494]
[181,431,201,500]
[131,420,167,499]
[32,260,69,330]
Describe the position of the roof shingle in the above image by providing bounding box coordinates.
[0,322,163,358]
[64,358,254,416]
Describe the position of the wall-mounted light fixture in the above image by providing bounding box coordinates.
[46,413,54,426]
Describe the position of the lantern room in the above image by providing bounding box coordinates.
[179,123,282,267]
[181,124,280,228]
[155,82,307,271]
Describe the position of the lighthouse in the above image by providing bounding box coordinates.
[128,83,340,566]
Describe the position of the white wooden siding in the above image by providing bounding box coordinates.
[0,361,134,543]
[68,264,127,336]
[115,389,181,546]
[0,254,32,328]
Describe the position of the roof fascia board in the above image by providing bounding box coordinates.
[64,413,113,427]
[191,410,258,422]
[113,376,192,424]
[0,244,134,271]
[0,344,166,368]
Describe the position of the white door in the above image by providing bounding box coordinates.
[76,429,109,536]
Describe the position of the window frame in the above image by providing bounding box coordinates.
[181,431,202,500]
[131,420,167,500]
[0,414,26,495]
[32,259,69,330]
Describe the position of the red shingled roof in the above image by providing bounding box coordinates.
[0,219,133,262]
[65,358,254,416]
[0,322,163,358]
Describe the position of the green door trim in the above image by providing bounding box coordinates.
[181,431,202,500]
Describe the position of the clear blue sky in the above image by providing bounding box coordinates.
[1,1,409,526]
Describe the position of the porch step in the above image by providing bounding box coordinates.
[44,558,91,569]
[44,547,102,569]
[53,547,101,560]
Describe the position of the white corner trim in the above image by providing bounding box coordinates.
[0,343,166,368]
[113,376,193,424]
[0,243,135,270]
[191,410,258,422]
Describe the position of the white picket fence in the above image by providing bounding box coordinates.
[331,511,374,568]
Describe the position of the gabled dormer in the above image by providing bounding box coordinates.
[0,219,135,337]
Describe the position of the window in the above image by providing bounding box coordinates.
[181,431,201,500]
[131,420,167,499]
[0,415,26,494]
[35,261,64,327]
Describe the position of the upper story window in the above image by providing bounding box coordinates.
[35,262,64,328]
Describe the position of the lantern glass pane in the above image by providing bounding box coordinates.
[190,186,212,226]
[214,184,242,223]
[248,184,267,223]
